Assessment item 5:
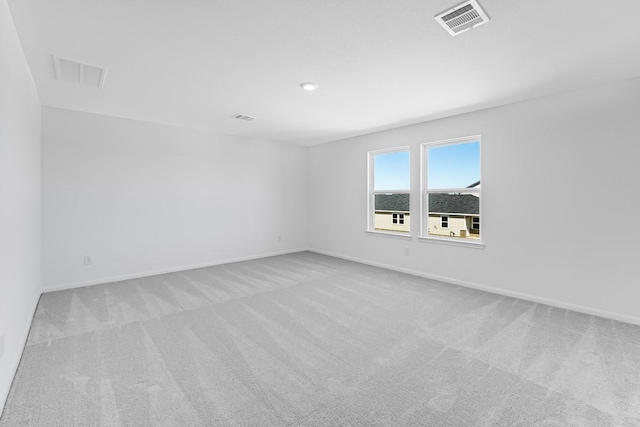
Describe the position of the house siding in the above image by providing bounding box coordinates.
[427,214,479,239]
[374,212,410,233]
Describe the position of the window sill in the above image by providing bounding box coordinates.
[365,230,413,240]
[417,236,485,249]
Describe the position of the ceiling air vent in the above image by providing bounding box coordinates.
[231,113,256,121]
[52,55,107,88]
[435,0,490,36]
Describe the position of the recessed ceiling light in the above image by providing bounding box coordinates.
[300,82,319,91]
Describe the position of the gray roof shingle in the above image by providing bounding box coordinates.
[375,194,409,211]
[374,193,479,215]
[428,193,479,215]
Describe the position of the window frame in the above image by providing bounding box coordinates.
[392,213,405,225]
[472,216,480,230]
[366,146,411,239]
[419,136,484,248]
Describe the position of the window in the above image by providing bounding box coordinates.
[421,136,481,244]
[368,147,410,234]
[392,213,405,225]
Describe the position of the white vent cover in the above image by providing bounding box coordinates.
[52,55,107,88]
[231,113,256,121]
[435,0,490,36]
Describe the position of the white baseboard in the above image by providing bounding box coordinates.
[43,248,309,293]
[308,248,640,327]
[0,290,41,419]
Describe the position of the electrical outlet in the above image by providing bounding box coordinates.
[84,256,93,265]
[404,247,410,256]
[0,333,5,359]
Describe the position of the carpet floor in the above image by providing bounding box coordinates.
[1,252,639,426]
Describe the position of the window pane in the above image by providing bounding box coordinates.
[426,192,480,240]
[374,193,410,233]
[374,150,410,191]
[427,141,480,189]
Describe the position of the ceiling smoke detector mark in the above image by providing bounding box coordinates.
[52,55,108,88]
[231,113,256,121]
[435,0,490,36]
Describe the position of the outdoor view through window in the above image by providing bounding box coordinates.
[371,149,410,233]
[424,139,480,241]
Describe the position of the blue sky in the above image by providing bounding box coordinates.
[374,151,410,190]
[374,141,479,190]
[428,141,480,189]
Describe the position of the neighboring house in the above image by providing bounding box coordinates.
[427,193,479,238]
[374,193,410,232]
[374,188,480,238]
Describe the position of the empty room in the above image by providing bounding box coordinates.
[2,0,640,425]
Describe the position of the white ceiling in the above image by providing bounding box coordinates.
[8,0,640,145]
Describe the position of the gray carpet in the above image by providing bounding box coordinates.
[2,252,640,426]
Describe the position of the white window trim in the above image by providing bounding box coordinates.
[366,146,411,238]
[419,135,482,247]
[392,213,405,224]
[365,230,413,240]
[472,217,480,230]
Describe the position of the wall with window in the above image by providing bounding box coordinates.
[0,0,42,413]
[41,107,308,290]
[308,76,640,323]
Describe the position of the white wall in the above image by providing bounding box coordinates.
[309,76,640,324]
[41,107,307,290]
[0,0,42,413]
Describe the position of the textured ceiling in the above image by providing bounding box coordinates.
[8,0,640,145]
